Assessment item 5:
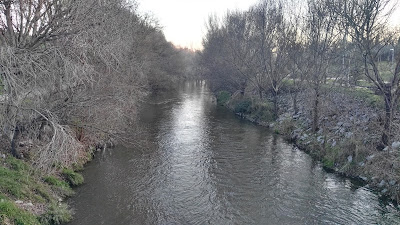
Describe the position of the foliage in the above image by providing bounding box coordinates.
[0,157,51,202]
[200,0,400,145]
[234,99,252,114]
[44,176,74,197]
[279,79,296,93]
[7,156,29,172]
[0,155,79,224]
[0,197,40,225]
[322,156,335,169]
[322,147,340,169]
[249,101,275,122]
[0,0,192,223]
[39,203,72,225]
[216,91,231,106]
[276,119,296,136]
[61,168,84,186]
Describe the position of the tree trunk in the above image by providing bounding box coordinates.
[273,90,278,120]
[381,92,393,146]
[240,80,246,96]
[10,122,21,158]
[4,1,16,46]
[312,87,319,133]
[293,89,299,115]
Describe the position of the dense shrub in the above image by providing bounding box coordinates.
[250,101,275,122]
[216,91,231,105]
[234,99,252,114]
[39,203,72,225]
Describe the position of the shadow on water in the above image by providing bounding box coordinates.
[67,81,400,225]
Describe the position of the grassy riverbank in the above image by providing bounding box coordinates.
[217,89,400,205]
[0,155,87,224]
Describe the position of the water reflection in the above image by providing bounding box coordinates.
[149,82,216,224]
[68,81,400,225]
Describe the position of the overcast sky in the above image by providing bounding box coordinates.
[137,0,259,50]
[137,0,400,50]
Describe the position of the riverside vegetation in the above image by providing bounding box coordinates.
[1,0,400,223]
[0,0,197,224]
[201,0,400,205]
[216,86,400,204]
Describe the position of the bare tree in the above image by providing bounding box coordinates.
[200,15,246,93]
[334,0,400,147]
[0,0,98,49]
[303,0,339,132]
[223,10,258,96]
[0,0,186,171]
[251,0,298,118]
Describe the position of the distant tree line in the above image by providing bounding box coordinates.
[0,0,194,171]
[199,0,400,148]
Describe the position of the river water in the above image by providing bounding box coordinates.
[68,81,400,225]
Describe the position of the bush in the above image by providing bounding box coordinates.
[216,91,231,106]
[322,157,335,169]
[277,119,296,136]
[61,168,84,186]
[322,146,340,169]
[44,176,68,188]
[250,101,274,122]
[234,99,252,114]
[39,203,72,225]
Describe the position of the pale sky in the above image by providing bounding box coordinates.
[137,0,259,50]
[137,0,400,50]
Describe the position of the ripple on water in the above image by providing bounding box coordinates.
[68,82,400,225]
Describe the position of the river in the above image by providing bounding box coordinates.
[67,81,400,224]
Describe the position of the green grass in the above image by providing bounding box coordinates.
[44,176,74,198]
[378,61,395,82]
[0,196,40,225]
[44,176,69,188]
[322,157,335,169]
[0,157,51,202]
[0,157,43,225]
[330,86,384,108]
[62,168,84,186]
[39,203,72,225]
[0,156,75,225]
[322,146,340,169]
[348,88,383,108]
[280,79,296,93]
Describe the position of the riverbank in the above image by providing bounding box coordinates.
[0,149,92,224]
[217,88,400,206]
